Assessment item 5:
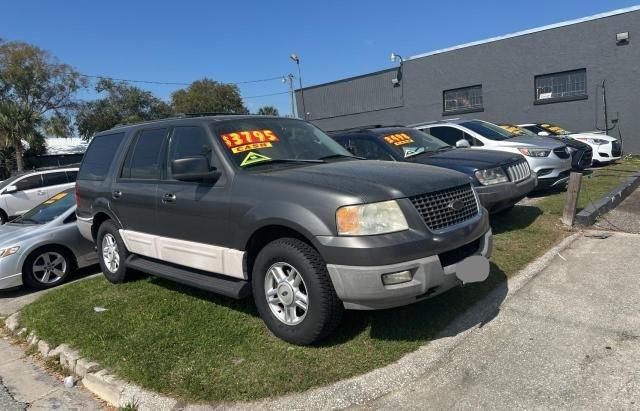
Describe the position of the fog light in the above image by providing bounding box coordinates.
[381,270,412,286]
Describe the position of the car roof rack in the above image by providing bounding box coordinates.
[112,113,250,129]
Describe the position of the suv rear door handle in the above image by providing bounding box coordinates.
[162,193,176,203]
[112,190,122,199]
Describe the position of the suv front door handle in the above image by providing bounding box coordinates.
[112,190,122,199]
[162,193,176,203]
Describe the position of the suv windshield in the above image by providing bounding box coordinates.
[461,120,515,141]
[374,129,450,158]
[211,118,354,169]
[12,188,74,225]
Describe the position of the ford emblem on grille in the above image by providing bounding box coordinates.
[448,199,465,212]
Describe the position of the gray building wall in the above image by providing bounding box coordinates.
[297,8,640,153]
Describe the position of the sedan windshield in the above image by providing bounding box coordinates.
[499,124,538,137]
[540,123,572,135]
[211,118,355,169]
[374,129,450,158]
[12,188,74,225]
[461,120,515,141]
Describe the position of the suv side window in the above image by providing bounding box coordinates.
[168,126,216,177]
[42,172,68,187]
[122,128,167,180]
[464,132,484,147]
[348,137,394,160]
[428,126,463,146]
[15,174,43,191]
[78,132,126,181]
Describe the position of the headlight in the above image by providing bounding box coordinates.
[0,246,20,258]
[518,148,551,157]
[586,138,609,145]
[475,167,509,186]
[336,200,408,236]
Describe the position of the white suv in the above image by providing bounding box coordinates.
[412,119,572,190]
[519,123,621,164]
[0,167,78,224]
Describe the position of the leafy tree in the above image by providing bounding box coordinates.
[76,78,173,139]
[171,78,248,115]
[257,106,279,116]
[0,40,86,171]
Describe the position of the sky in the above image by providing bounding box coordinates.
[3,0,639,116]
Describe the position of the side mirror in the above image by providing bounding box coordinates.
[537,131,550,136]
[456,139,471,148]
[171,157,221,183]
[4,185,17,194]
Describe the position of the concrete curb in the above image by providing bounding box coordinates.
[576,171,640,226]
[1,233,581,410]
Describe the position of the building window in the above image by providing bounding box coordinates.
[535,69,587,104]
[443,85,483,115]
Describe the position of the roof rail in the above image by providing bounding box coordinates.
[408,119,458,127]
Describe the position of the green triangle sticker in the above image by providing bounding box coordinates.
[240,151,271,167]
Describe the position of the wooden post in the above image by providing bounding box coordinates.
[562,172,583,226]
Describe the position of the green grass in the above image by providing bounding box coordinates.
[19,157,640,403]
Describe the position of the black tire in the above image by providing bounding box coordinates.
[252,238,343,345]
[22,246,74,290]
[96,220,130,283]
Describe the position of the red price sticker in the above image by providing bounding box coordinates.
[220,129,279,153]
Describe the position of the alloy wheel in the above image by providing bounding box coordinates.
[264,262,309,325]
[32,252,67,284]
[102,233,120,273]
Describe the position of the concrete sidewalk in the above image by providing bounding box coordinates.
[358,230,640,410]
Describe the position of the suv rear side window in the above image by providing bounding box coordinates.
[15,174,43,191]
[78,133,126,181]
[122,128,166,180]
[42,172,68,187]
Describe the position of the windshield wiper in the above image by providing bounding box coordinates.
[318,154,364,160]
[242,158,326,168]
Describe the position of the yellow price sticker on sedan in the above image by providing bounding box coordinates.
[43,192,68,204]
[383,133,414,146]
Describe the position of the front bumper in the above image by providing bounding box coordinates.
[0,254,23,290]
[476,174,537,213]
[326,229,492,310]
[592,141,622,163]
[536,170,571,190]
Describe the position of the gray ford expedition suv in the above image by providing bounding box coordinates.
[76,115,492,345]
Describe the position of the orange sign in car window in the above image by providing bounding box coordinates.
[220,130,280,154]
[383,133,414,146]
[43,192,68,205]
[500,125,520,134]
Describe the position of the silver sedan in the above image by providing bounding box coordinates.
[0,188,97,290]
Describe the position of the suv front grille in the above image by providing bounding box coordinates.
[506,160,530,183]
[553,146,570,159]
[409,184,479,231]
[612,140,622,157]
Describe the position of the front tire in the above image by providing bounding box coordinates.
[23,247,73,289]
[97,220,130,283]
[252,238,343,345]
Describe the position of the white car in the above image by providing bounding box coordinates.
[0,167,78,224]
[519,123,621,165]
[412,119,572,190]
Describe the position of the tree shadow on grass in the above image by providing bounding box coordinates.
[490,205,543,235]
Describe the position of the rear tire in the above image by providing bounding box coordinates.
[252,238,343,345]
[97,220,130,283]
[23,246,73,290]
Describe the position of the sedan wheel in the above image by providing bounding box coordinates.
[32,251,67,285]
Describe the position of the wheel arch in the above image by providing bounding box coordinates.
[21,243,78,277]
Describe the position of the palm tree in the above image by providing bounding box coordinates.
[257,106,279,116]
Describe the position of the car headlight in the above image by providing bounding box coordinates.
[586,138,609,145]
[0,246,20,258]
[518,148,551,157]
[475,167,509,186]
[336,200,409,236]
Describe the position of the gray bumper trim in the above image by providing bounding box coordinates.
[77,216,94,242]
[327,230,492,310]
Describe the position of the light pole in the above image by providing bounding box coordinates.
[282,74,296,118]
[290,53,307,120]
[390,52,404,85]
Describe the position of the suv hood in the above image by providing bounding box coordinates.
[496,135,565,149]
[260,160,471,202]
[410,148,523,170]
